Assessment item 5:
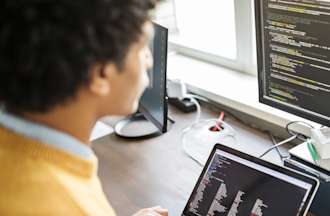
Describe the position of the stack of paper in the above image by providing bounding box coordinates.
[289,142,330,171]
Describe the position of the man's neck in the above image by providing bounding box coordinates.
[21,103,98,145]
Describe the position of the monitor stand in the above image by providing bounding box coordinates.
[114,113,161,138]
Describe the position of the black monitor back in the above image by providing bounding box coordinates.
[139,22,168,133]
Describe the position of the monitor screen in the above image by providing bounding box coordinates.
[255,0,330,126]
[183,148,315,216]
[139,22,168,133]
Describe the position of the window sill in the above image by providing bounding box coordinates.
[167,53,319,136]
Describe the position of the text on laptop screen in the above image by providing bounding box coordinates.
[184,150,313,216]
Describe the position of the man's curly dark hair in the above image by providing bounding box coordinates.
[0,0,158,113]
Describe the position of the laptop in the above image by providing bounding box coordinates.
[182,144,319,216]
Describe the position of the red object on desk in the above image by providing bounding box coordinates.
[211,111,225,132]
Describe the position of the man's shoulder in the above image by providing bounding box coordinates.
[0,128,116,216]
[0,156,85,215]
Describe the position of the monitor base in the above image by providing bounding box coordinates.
[114,113,161,139]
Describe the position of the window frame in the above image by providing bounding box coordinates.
[168,0,256,75]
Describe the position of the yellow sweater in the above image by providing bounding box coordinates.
[0,126,116,216]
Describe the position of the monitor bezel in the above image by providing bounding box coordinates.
[182,143,319,216]
[138,22,168,133]
[255,0,330,127]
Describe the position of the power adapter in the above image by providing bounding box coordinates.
[168,97,197,113]
[167,79,197,113]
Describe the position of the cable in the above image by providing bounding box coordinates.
[185,93,317,160]
[182,92,318,162]
[181,94,237,166]
[185,95,201,123]
[259,134,298,158]
[186,93,208,103]
[257,120,316,159]
[268,132,290,161]
[167,116,175,124]
[167,80,202,123]
[286,121,314,142]
[182,118,237,167]
[183,149,204,166]
[185,93,262,131]
[268,132,281,157]
[181,92,307,162]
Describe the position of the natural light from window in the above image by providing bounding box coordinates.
[173,0,237,60]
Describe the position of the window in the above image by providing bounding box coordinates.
[154,0,257,75]
[175,0,237,60]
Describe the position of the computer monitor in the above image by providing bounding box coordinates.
[114,22,168,138]
[255,0,330,127]
[139,22,168,133]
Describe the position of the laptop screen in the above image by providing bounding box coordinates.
[183,149,315,216]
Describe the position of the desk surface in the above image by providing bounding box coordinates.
[92,105,286,216]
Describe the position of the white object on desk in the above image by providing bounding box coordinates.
[182,119,236,165]
[290,142,330,171]
[311,127,330,159]
[90,121,113,141]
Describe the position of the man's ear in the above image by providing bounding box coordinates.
[88,63,117,96]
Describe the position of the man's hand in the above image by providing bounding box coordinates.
[133,206,168,216]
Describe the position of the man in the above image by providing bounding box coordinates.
[0,0,168,215]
